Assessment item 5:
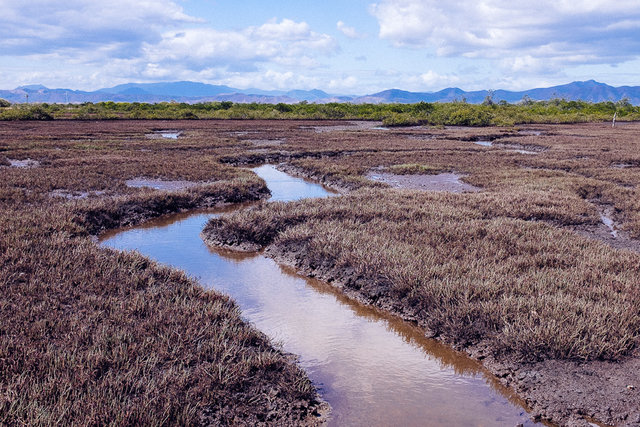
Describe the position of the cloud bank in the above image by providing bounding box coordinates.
[370,0,640,72]
[0,0,198,57]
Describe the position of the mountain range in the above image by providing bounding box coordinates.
[1,80,639,105]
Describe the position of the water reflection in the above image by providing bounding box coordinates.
[252,164,338,201]
[100,165,537,426]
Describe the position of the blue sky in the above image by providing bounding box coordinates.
[1,0,639,94]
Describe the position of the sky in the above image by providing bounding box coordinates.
[1,0,639,94]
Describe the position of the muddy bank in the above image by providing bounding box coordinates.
[204,237,638,426]
[570,202,640,253]
[202,188,640,427]
[77,180,269,235]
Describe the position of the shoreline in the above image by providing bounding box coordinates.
[201,161,640,426]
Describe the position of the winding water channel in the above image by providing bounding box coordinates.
[100,165,537,426]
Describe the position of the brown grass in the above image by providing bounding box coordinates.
[0,120,324,426]
[203,121,640,363]
[4,119,640,424]
[204,189,640,362]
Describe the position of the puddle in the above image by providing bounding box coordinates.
[599,209,618,239]
[307,121,386,133]
[145,130,182,139]
[101,165,534,426]
[367,171,480,193]
[125,178,201,191]
[228,131,263,137]
[611,163,635,169]
[474,140,493,147]
[518,130,544,136]
[512,149,539,155]
[471,140,543,155]
[498,144,542,155]
[407,134,436,141]
[8,158,39,168]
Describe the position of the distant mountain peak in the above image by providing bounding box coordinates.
[17,84,48,91]
[1,80,638,105]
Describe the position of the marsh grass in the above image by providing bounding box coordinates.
[204,189,640,361]
[203,121,640,363]
[4,118,640,424]
[0,120,323,425]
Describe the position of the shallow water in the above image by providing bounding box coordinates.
[513,149,538,155]
[474,140,493,147]
[101,165,536,426]
[8,158,39,168]
[125,178,200,191]
[600,214,618,238]
[146,130,181,139]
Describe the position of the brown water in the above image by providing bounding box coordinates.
[101,165,537,426]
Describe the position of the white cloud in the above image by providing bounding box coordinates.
[415,71,461,89]
[370,0,640,70]
[0,0,199,57]
[328,75,359,90]
[143,19,337,70]
[0,8,338,91]
[337,21,365,39]
[221,70,321,91]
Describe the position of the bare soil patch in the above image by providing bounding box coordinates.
[7,158,40,168]
[367,171,480,192]
[125,178,203,191]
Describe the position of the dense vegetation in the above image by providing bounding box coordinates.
[3,119,640,425]
[0,121,324,426]
[205,190,640,361]
[1,98,638,125]
[203,121,640,363]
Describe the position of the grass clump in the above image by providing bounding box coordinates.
[388,163,444,175]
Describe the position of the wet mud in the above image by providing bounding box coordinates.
[125,178,203,191]
[367,171,481,193]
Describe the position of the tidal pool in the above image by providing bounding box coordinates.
[100,165,537,426]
